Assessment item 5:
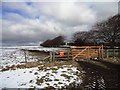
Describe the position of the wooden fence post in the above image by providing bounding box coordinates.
[98,47,100,59]
[101,45,104,59]
[50,51,52,61]
[24,50,27,63]
[71,48,74,60]
[113,47,115,59]
[119,48,120,57]
[67,50,70,60]
[53,50,55,61]
[87,47,90,59]
[107,49,109,58]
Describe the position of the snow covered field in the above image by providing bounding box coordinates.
[0,46,70,68]
[0,65,82,89]
[0,46,83,89]
[0,46,62,67]
[0,48,25,67]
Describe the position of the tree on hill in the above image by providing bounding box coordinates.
[92,14,120,47]
[72,14,120,47]
[40,36,65,47]
[73,31,90,46]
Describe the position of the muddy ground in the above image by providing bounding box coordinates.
[76,59,120,90]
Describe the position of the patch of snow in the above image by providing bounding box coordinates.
[0,46,68,68]
[0,66,83,89]
[0,48,25,67]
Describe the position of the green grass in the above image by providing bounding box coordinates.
[61,74,71,79]
[67,68,72,71]
[62,71,66,73]
[73,71,80,76]
[58,82,63,84]
[45,78,52,82]
[29,71,32,73]
[104,57,120,64]
[46,83,50,85]
[36,78,44,85]
[52,71,58,73]
[28,50,49,60]
[104,49,120,58]
[38,66,44,70]
[51,67,58,70]
[34,72,38,75]
[54,79,59,81]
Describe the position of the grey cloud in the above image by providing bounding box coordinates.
[87,2,118,21]
[2,15,63,44]
[2,2,118,45]
[32,2,97,26]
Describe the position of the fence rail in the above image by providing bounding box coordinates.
[71,46,104,60]
[21,46,120,62]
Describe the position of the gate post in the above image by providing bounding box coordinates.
[50,51,52,61]
[101,45,104,59]
[24,50,27,63]
[98,47,101,59]
[53,50,55,61]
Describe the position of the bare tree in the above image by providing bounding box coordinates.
[72,31,96,46]
[72,14,120,48]
[91,14,120,58]
[92,14,120,47]
[73,31,88,46]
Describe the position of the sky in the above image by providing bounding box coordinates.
[1,0,119,46]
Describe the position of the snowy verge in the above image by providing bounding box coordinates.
[0,65,83,89]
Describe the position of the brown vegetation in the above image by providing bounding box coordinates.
[40,36,65,47]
